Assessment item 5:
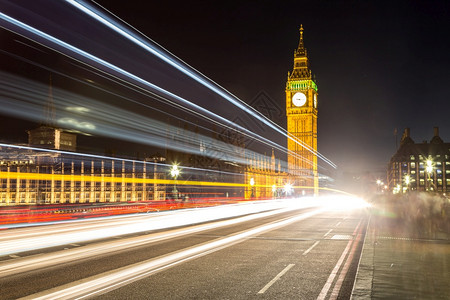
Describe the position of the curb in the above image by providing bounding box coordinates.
[351,215,374,299]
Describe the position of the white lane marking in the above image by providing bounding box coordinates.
[323,229,333,237]
[335,221,341,227]
[316,220,362,300]
[69,244,80,247]
[330,230,363,299]
[258,264,295,294]
[317,240,352,300]
[9,255,20,258]
[22,209,324,299]
[303,241,320,256]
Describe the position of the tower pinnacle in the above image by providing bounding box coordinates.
[295,24,307,57]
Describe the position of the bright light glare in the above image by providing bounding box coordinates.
[316,195,370,211]
[283,183,293,195]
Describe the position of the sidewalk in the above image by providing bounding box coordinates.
[352,198,450,299]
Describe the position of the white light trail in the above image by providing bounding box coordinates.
[67,0,336,169]
[0,200,320,277]
[0,199,315,256]
[0,12,314,171]
[18,207,324,299]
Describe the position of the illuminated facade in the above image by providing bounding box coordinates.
[286,25,318,194]
[388,127,450,194]
[0,146,166,205]
[244,151,286,199]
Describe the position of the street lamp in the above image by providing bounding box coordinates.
[272,184,277,198]
[250,177,255,198]
[283,183,293,196]
[376,179,383,193]
[403,174,410,193]
[170,164,180,200]
[426,159,434,191]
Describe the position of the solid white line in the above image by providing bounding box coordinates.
[316,220,361,300]
[258,264,295,294]
[335,221,341,227]
[316,240,352,300]
[323,229,333,237]
[303,241,320,256]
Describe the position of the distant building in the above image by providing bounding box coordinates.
[387,127,450,194]
[0,145,166,205]
[245,150,287,199]
[28,126,77,152]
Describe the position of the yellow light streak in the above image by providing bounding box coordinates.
[0,171,355,195]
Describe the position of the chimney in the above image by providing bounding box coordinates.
[433,127,439,137]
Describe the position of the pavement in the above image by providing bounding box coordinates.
[352,198,450,299]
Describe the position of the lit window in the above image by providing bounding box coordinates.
[411,162,416,168]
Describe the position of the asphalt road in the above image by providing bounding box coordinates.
[0,201,368,299]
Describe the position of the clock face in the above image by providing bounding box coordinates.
[292,92,307,107]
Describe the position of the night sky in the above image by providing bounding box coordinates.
[95,0,450,174]
[2,0,450,178]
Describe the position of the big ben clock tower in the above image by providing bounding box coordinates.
[286,25,318,195]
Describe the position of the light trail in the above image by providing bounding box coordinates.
[0,199,317,256]
[0,143,240,179]
[17,207,325,299]
[0,47,308,172]
[68,0,336,169]
[0,9,325,171]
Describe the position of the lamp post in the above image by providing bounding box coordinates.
[404,174,410,193]
[426,159,434,191]
[376,179,383,193]
[170,164,180,200]
[250,177,255,198]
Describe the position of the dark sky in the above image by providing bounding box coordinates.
[2,0,450,177]
[93,0,450,174]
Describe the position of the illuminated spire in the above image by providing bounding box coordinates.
[290,25,311,80]
[295,24,307,57]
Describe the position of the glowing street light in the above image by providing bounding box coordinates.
[272,184,277,198]
[170,164,181,200]
[376,179,384,193]
[426,159,433,174]
[425,159,434,191]
[250,177,255,198]
[404,174,410,193]
[283,183,293,196]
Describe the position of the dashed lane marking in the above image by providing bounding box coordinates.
[303,241,320,256]
[258,264,295,294]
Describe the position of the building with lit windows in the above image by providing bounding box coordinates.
[244,150,287,199]
[387,127,450,194]
[0,145,166,205]
[285,25,319,195]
